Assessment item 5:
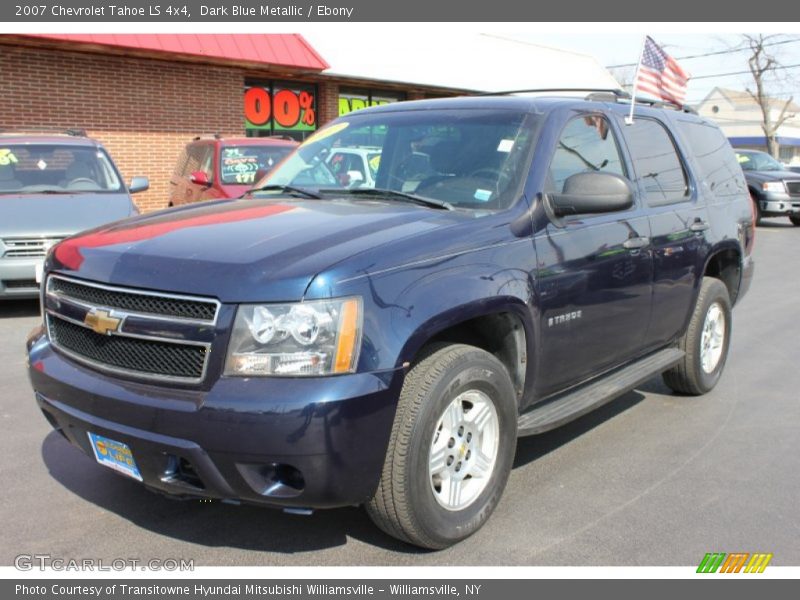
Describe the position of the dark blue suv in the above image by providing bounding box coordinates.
[27,92,755,549]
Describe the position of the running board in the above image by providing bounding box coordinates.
[517,348,684,436]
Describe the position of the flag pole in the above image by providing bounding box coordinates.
[625,35,647,125]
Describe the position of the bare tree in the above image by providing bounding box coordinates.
[742,34,796,158]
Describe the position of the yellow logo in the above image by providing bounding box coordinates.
[84,309,122,335]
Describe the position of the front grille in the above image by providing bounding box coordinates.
[3,279,38,289]
[48,316,207,380]
[785,181,800,196]
[2,237,62,258]
[49,277,218,322]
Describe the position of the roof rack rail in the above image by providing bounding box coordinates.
[192,133,223,141]
[477,87,697,114]
[0,127,87,137]
[478,88,629,98]
[626,95,697,115]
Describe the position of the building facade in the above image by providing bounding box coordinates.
[696,87,800,164]
[1,33,619,212]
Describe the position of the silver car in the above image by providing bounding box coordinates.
[0,131,148,299]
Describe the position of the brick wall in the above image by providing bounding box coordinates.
[0,44,244,212]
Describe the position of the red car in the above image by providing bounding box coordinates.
[168,135,297,206]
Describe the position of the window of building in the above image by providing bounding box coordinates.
[623,118,689,205]
[244,79,318,141]
[338,88,406,117]
[677,120,744,200]
[547,115,626,193]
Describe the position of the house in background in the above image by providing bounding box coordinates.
[696,87,800,164]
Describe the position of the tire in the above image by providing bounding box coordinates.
[366,343,518,549]
[663,277,732,396]
[790,215,800,226]
[751,193,763,226]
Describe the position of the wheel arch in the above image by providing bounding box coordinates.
[397,298,534,406]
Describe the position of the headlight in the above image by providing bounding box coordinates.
[224,297,362,377]
[762,181,786,193]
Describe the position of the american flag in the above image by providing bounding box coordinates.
[635,36,690,105]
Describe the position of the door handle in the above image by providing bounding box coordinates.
[623,236,650,250]
[690,219,709,233]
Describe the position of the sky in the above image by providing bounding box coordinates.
[509,33,800,105]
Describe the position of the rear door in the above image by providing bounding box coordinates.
[615,113,710,348]
[534,112,654,395]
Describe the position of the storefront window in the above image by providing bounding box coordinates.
[244,80,318,141]
[338,89,406,116]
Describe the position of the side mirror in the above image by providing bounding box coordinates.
[549,172,633,217]
[189,170,212,187]
[129,176,149,194]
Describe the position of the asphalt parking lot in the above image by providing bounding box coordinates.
[1,220,798,567]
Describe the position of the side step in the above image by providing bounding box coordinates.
[517,348,684,436]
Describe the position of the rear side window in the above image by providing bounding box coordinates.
[547,115,626,193]
[679,121,745,200]
[623,118,689,205]
[183,144,214,179]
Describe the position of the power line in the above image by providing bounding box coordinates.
[606,38,800,69]
[689,63,800,80]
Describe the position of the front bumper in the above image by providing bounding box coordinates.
[27,330,402,509]
[759,191,800,216]
[0,258,41,299]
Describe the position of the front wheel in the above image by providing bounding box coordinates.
[751,193,763,226]
[366,344,517,549]
[663,277,732,395]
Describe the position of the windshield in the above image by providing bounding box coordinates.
[219,144,294,185]
[736,150,784,172]
[0,144,123,194]
[255,108,537,210]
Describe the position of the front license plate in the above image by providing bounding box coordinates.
[87,432,143,481]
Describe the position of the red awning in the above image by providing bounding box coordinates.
[22,34,329,71]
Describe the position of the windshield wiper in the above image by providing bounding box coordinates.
[241,184,322,199]
[331,188,454,210]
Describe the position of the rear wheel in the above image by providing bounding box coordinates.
[663,277,732,395]
[366,343,517,549]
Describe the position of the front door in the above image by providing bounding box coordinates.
[533,113,654,397]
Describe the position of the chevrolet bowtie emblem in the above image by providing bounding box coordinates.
[84,309,122,335]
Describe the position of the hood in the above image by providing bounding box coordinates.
[49,197,465,303]
[0,193,135,238]
[743,169,800,184]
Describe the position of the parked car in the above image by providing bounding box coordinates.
[735,149,800,226]
[28,92,754,549]
[0,130,146,300]
[326,147,381,188]
[169,135,297,206]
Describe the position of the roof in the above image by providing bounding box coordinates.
[305,32,619,92]
[19,34,329,71]
[344,93,698,121]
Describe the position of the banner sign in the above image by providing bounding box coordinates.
[244,86,317,133]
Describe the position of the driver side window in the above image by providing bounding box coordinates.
[548,115,626,193]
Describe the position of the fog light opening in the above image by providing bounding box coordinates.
[237,463,305,498]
